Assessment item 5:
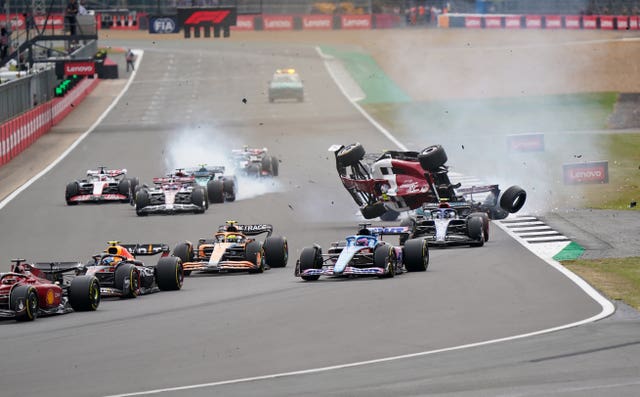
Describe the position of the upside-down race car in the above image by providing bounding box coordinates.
[232,147,279,177]
[295,224,430,281]
[172,221,288,275]
[65,166,139,205]
[174,165,237,203]
[329,143,526,221]
[0,259,100,321]
[134,175,208,216]
[83,241,183,298]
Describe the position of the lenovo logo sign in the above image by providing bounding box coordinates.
[303,16,332,30]
[563,161,609,185]
[341,15,371,29]
[263,16,293,30]
[507,134,545,152]
[64,62,95,76]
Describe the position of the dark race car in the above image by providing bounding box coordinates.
[172,221,288,275]
[83,241,183,298]
[0,259,100,321]
[134,175,208,216]
[232,146,279,177]
[174,166,237,203]
[65,166,139,205]
[295,224,430,281]
[328,143,526,221]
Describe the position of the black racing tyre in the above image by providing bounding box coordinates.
[191,187,206,213]
[299,246,323,281]
[336,143,366,167]
[173,242,194,276]
[135,189,150,216]
[418,145,448,171]
[263,236,288,268]
[69,275,100,311]
[10,285,38,321]
[270,156,279,176]
[156,257,184,291]
[379,208,400,222]
[201,187,209,209]
[207,180,224,203]
[467,216,485,247]
[469,212,490,242]
[499,185,527,214]
[245,241,265,273]
[261,156,272,174]
[114,263,139,298]
[360,202,387,219]
[404,238,429,272]
[374,245,396,278]
[65,181,80,205]
[129,177,139,200]
[118,178,131,203]
[223,178,236,202]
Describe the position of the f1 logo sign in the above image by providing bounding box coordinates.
[153,18,176,33]
[184,11,230,25]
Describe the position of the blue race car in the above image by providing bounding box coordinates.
[295,224,429,281]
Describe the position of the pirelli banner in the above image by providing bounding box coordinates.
[177,7,237,38]
[438,13,640,30]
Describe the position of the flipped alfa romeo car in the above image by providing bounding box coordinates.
[174,166,237,203]
[232,147,279,177]
[329,143,526,221]
[268,68,304,102]
[65,166,139,205]
[0,259,100,321]
[295,224,429,281]
[172,221,288,275]
[83,241,183,298]
[134,175,208,216]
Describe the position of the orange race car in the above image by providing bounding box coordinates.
[172,221,288,275]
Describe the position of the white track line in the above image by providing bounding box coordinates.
[0,50,143,211]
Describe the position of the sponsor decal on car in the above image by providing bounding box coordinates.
[563,161,609,184]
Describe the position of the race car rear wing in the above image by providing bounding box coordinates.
[113,244,170,256]
[24,261,84,273]
[217,224,273,237]
[367,226,411,237]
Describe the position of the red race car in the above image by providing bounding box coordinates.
[0,259,100,322]
[329,143,526,221]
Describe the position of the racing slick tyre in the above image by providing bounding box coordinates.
[418,145,448,171]
[223,178,237,202]
[469,212,490,242]
[172,242,194,276]
[245,241,265,274]
[156,257,184,291]
[10,285,38,321]
[499,185,527,214]
[467,216,485,247]
[374,245,396,278]
[114,264,140,299]
[403,238,429,272]
[360,202,387,219]
[118,178,131,203]
[263,236,288,268]
[270,156,279,176]
[200,187,209,209]
[69,275,100,311]
[299,246,323,281]
[379,208,400,221]
[191,187,207,214]
[336,143,365,167]
[261,156,273,175]
[65,181,80,205]
[129,177,139,201]
[135,189,150,216]
[207,180,225,203]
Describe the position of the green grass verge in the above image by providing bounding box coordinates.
[562,257,640,310]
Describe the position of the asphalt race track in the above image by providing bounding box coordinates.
[1,38,639,397]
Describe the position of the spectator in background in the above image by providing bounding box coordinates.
[65,0,79,35]
[79,0,89,15]
[0,26,9,60]
[126,49,135,72]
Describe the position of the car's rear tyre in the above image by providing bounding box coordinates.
[207,180,225,203]
[191,187,206,213]
[404,238,429,272]
[374,245,396,278]
[245,241,265,273]
[223,178,236,202]
[261,156,272,174]
[336,143,365,167]
[114,263,139,298]
[299,246,323,281]
[469,212,490,242]
[128,177,139,201]
[500,185,527,214]
[270,156,279,176]
[263,236,288,268]
[11,285,38,321]
[156,257,184,291]
[69,275,100,311]
[135,189,150,216]
[418,145,448,171]
[379,208,400,221]
[360,202,387,219]
[65,181,80,205]
[467,216,485,247]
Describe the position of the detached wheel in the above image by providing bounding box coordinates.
[65,181,80,205]
[245,241,265,273]
[374,245,396,278]
[299,246,323,281]
[404,238,429,272]
[191,186,206,213]
[118,178,131,203]
[10,285,39,321]
[135,189,150,216]
[270,156,279,176]
[469,212,490,242]
[418,145,447,171]
[114,263,139,299]
[223,178,237,202]
[500,185,527,214]
[156,257,184,291]
[360,202,387,219]
[69,275,100,311]
[336,143,365,167]
[467,216,485,247]
[263,236,288,268]
[207,180,224,203]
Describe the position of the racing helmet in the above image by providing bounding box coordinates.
[356,237,369,246]
[226,234,238,243]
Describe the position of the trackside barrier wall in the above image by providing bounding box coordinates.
[438,13,640,29]
[0,78,99,167]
